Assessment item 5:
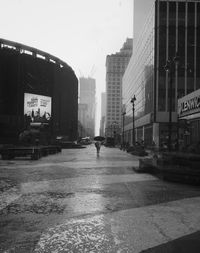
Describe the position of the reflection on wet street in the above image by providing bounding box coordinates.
[0,145,200,252]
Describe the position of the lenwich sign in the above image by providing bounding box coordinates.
[178,89,200,118]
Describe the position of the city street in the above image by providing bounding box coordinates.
[0,145,200,252]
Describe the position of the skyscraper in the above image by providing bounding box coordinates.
[79,77,96,138]
[105,38,132,138]
[100,92,106,136]
[123,0,200,148]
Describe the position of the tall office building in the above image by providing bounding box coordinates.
[122,0,200,148]
[105,38,132,138]
[100,92,106,136]
[78,104,89,137]
[79,77,96,138]
[133,0,155,47]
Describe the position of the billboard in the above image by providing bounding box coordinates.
[24,93,52,123]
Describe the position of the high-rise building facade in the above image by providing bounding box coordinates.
[122,0,200,148]
[79,77,96,138]
[78,104,89,137]
[105,38,132,138]
[100,92,106,136]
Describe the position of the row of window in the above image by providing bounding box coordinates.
[107,118,121,122]
[107,77,121,81]
[107,109,121,112]
[107,85,120,88]
[107,104,121,108]
[107,72,121,76]
[107,106,121,110]
[107,95,120,98]
[107,111,120,115]
[107,84,121,87]
[108,57,130,63]
[107,91,120,94]
[107,109,121,113]
[107,100,120,104]
[107,65,126,69]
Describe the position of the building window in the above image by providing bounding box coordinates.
[178,2,186,98]
[187,2,195,94]
[158,1,167,111]
[197,3,200,90]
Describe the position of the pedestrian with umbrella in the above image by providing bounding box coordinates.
[94,136,105,154]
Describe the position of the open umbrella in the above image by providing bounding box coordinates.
[94,136,105,141]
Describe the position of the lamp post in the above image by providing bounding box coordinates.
[131,95,136,146]
[122,106,126,149]
[164,53,179,152]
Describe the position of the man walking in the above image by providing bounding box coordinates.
[95,141,101,154]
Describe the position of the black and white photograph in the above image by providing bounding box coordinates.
[0,0,200,252]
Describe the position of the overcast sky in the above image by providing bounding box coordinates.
[0,0,154,134]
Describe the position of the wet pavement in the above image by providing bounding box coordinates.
[0,145,200,252]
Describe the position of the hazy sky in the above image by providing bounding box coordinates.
[0,0,154,135]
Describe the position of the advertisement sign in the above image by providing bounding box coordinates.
[24,93,52,123]
[178,89,200,118]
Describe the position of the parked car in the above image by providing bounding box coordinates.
[79,137,92,145]
[55,136,85,149]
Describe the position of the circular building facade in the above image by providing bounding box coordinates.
[0,38,78,145]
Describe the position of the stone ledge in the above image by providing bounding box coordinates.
[137,155,200,185]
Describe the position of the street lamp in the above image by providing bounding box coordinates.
[164,52,179,152]
[131,95,136,146]
[121,106,126,149]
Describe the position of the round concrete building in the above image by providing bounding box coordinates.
[0,38,78,145]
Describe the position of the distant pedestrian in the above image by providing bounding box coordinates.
[95,141,101,154]
[125,142,130,151]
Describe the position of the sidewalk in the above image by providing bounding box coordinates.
[1,145,200,252]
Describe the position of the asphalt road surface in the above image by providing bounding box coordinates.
[0,145,200,252]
